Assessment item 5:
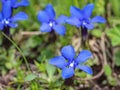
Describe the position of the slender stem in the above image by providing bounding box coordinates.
[1,32,31,72]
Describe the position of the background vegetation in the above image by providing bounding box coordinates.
[0,0,120,89]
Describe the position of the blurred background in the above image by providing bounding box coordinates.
[0,0,120,89]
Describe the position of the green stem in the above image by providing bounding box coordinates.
[1,32,31,72]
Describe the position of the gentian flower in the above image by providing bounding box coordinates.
[49,45,93,79]
[0,0,28,30]
[66,4,106,30]
[37,4,68,35]
[1,0,29,8]
[0,10,28,30]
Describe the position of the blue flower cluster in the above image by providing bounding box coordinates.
[37,4,106,79]
[38,4,106,35]
[0,2,106,79]
[0,0,29,30]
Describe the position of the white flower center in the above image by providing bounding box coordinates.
[69,61,74,67]
[2,19,9,24]
[49,22,53,27]
[83,21,86,25]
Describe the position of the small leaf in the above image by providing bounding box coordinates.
[104,65,112,76]
[46,64,56,80]
[90,29,102,38]
[107,27,120,46]
[108,76,117,86]
[25,74,37,82]
[114,50,120,66]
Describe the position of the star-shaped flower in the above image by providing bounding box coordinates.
[0,10,28,30]
[37,4,68,36]
[49,45,93,79]
[66,4,106,30]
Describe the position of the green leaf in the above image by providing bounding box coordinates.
[25,74,37,82]
[104,65,112,76]
[90,29,102,38]
[107,27,120,46]
[46,64,56,80]
[114,50,120,66]
[108,76,117,86]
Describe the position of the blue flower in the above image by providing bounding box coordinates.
[66,4,106,30]
[0,11,28,30]
[49,45,93,79]
[1,0,29,8]
[37,4,68,36]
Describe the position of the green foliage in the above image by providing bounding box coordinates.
[104,64,112,76]
[24,74,37,81]
[90,29,103,38]
[107,27,120,46]
[110,0,120,17]
[114,50,120,66]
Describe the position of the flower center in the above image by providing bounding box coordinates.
[1,19,10,25]
[49,22,53,27]
[49,21,56,27]
[83,21,87,25]
[69,61,75,68]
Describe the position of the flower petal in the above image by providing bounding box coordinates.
[76,50,92,63]
[8,23,18,28]
[45,4,55,19]
[77,65,93,74]
[0,13,3,20]
[56,15,68,24]
[70,6,83,19]
[37,11,50,23]
[83,4,94,18]
[53,25,66,35]
[49,56,67,69]
[66,17,81,28]
[0,23,4,30]
[91,16,106,23]
[11,12,28,22]
[61,45,75,61]
[13,0,29,8]
[62,67,74,79]
[84,23,94,30]
[2,0,12,18]
[40,23,51,32]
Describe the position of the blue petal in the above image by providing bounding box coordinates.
[56,15,68,24]
[76,50,92,63]
[11,12,28,22]
[83,4,94,18]
[0,13,3,20]
[70,6,83,19]
[45,4,55,19]
[49,56,67,69]
[62,67,74,79]
[77,65,93,74]
[37,11,50,23]
[0,23,4,30]
[40,23,51,32]
[84,23,94,30]
[53,25,66,35]
[13,0,29,8]
[66,17,81,28]
[91,16,106,23]
[8,23,18,28]
[61,45,75,61]
[2,0,12,18]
